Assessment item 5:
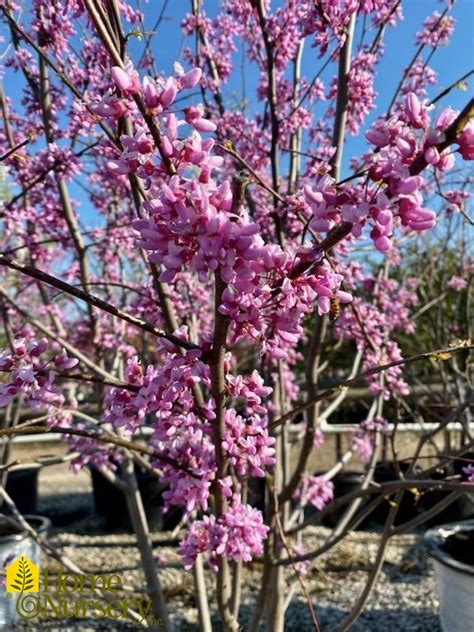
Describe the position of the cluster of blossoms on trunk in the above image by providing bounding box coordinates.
[178,497,269,570]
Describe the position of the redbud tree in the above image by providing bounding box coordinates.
[0,1,472,630]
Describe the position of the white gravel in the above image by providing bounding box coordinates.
[8,519,442,631]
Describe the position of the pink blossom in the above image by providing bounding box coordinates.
[415,11,455,47]
[447,275,468,291]
[0,339,77,412]
[180,67,202,89]
[178,499,269,570]
[184,106,217,132]
[296,476,334,510]
[222,409,276,477]
[458,122,474,160]
[351,417,388,459]
[313,428,324,448]
[111,65,140,95]
[404,93,429,130]
[436,107,458,131]
[462,465,474,483]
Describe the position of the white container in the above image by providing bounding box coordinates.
[425,520,474,632]
[0,515,50,626]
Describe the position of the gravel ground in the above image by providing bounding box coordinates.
[4,443,443,631]
[8,516,441,631]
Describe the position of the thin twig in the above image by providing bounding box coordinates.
[0,256,200,352]
[270,342,474,428]
[273,491,321,632]
[0,423,200,478]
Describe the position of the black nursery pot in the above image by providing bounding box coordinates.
[248,476,266,511]
[317,471,368,528]
[420,458,474,527]
[451,454,474,520]
[371,462,419,526]
[90,465,182,532]
[4,467,39,515]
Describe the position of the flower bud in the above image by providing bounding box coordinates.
[159,78,177,107]
[111,66,132,92]
[31,338,48,357]
[181,68,202,88]
[458,123,474,160]
[143,76,160,108]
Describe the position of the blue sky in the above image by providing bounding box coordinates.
[2,0,473,225]
[133,0,473,174]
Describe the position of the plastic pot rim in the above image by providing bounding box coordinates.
[0,515,51,545]
[424,519,474,576]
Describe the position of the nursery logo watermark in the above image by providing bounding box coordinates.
[6,556,39,593]
[5,556,158,624]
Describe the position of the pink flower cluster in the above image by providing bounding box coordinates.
[223,371,275,476]
[65,423,123,474]
[104,358,159,433]
[324,92,473,252]
[305,94,451,255]
[444,190,471,215]
[0,338,78,410]
[415,11,455,47]
[351,416,388,460]
[181,11,238,90]
[93,62,203,124]
[104,343,216,514]
[178,498,269,571]
[134,165,350,358]
[222,409,276,477]
[400,61,437,101]
[296,475,334,510]
[447,275,468,291]
[334,276,417,398]
[158,418,216,515]
[104,343,209,436]
[462,465,474,484]
[458,121,474,160]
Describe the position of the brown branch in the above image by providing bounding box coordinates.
[429,68,474,106]
[0,255,200,352]
[209,271,239,632]
[0,424,199,478]
[270,342,474,428]
[273,491,321,632]
[0,289,124,384]
[279,315,326,504]
[0,135,32,162]
[216,142,285,204]
[330,13,356,180]
[285,479,474,544]
[251,0,284,246]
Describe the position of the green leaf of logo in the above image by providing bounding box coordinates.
[14,557,33,592]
